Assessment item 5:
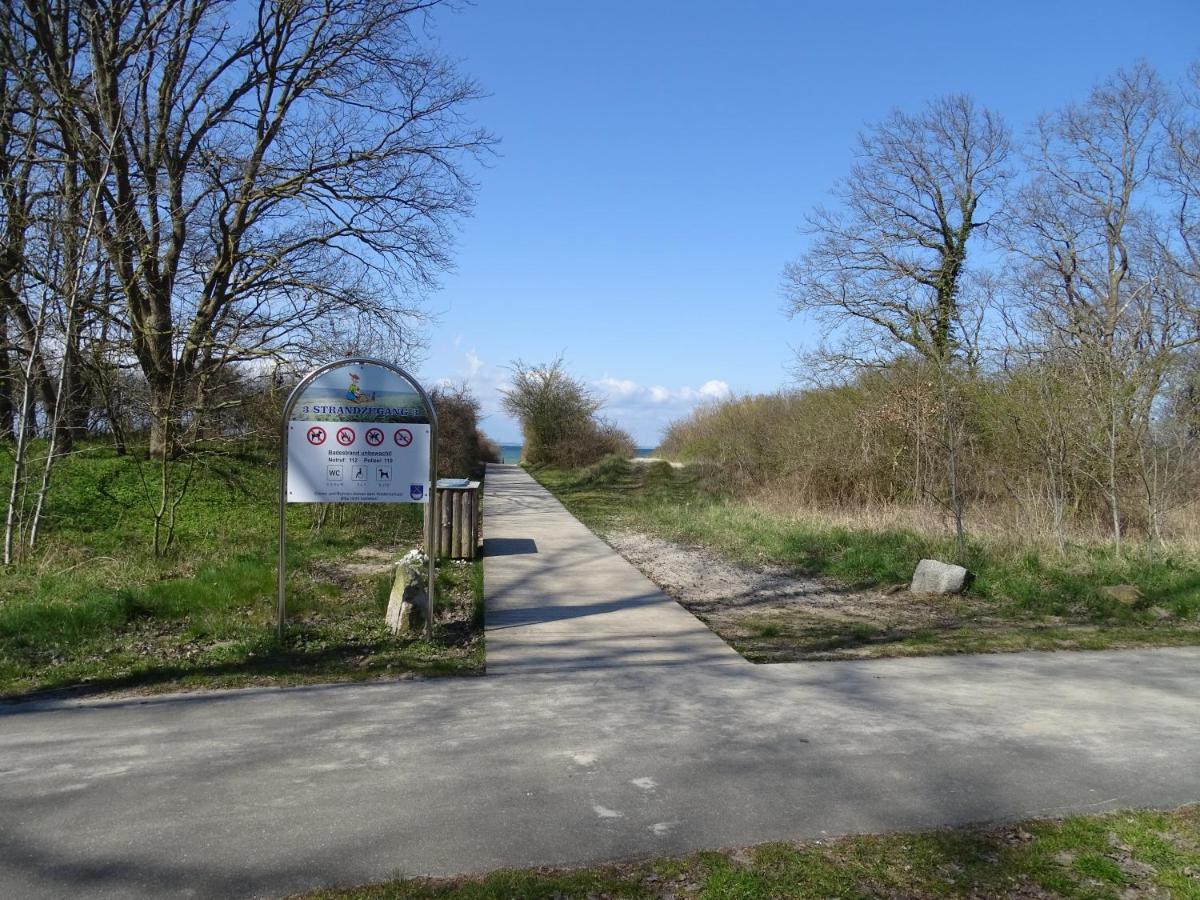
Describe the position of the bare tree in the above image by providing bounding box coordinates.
[1162,61,1200,289]
[0,42,56,440]
[12,0,490,458]
[783,95,1009,556]
[1001,63,1198,552]
[784,94,1011,367]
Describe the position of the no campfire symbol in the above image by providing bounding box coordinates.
[336,426,356,446]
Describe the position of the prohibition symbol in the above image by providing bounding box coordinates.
[336,426,356,446]
[365,427,385,447]
[306,426,326,446]
[393,428,413,448]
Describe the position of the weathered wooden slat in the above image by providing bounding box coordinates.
[463,492,476,559]
[440,491,452,558]
[453,491,465,558]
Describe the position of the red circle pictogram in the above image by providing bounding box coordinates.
[306,426,326,446]
[393,428,413,448]
[336,427,356,446]
[365,427,385,447]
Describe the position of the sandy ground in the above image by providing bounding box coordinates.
[603,529,994,660]
[325,546,401,580]
[629,456,685,468]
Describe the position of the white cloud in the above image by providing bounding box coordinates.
[464,349,484,377]
[590,376,736,445]
[596,376,639,397]
[698,379,731,400]
[598,377,731,407]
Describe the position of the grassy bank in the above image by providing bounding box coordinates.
[308,804,1200,899]
[0,443,483,699]
[534,458,1200,659]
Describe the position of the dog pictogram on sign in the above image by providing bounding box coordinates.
[393,428,413,447]
[365,427,385,447]
[336,427,356,446]
[306,426,326,446]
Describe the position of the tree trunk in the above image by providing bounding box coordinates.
[148,378,180,460]
[0,308,13,440]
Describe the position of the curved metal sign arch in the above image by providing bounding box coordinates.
[278,358,438,640]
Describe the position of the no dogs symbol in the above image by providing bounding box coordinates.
[306,426,326,446]
[393,428,413,448]
[365,427,385,447]
[336,427,356,446]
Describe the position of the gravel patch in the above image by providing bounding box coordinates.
[602,529,991,660]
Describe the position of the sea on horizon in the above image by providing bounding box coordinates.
[498,443,654,465]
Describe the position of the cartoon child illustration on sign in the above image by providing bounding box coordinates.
[345,372,376,403]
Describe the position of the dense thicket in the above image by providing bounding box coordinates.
[501,358,636,468]
[432,384,501,479]
[668,63,1200,555]
[659,361,1199,546]
[0,0,489,558]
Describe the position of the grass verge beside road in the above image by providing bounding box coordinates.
[534,458,1200,660]
[0,443,483,699]
[309,804,1200,899]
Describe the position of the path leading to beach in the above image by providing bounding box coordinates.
[482,464,743,674]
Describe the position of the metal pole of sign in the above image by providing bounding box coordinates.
[420,389,439,641]
[277,357,439,644]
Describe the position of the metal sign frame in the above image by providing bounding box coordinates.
[277,357,439,641]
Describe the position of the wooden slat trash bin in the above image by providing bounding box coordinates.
[425,479,481,559]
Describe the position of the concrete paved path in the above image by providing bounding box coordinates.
[482,464,743,673]
[1,464,1198,898]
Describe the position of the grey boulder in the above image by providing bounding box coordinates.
[910,558,969,595]
[1099,584,1143,607]
[385,564,426,634]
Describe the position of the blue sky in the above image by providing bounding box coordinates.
[418,0,1200,445]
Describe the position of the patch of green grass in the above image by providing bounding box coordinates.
[307,804,1200,899]
[0,442,483,699]
[531,459,1200,659]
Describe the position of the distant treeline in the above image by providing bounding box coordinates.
[659,359,1199,551]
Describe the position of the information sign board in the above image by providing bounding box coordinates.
[287,421,431,503]
[277,358,438,640]
[283,360,433,504]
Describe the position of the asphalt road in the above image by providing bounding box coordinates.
[3,651,1199,898]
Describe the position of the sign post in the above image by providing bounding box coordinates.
[278,358,438,641]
